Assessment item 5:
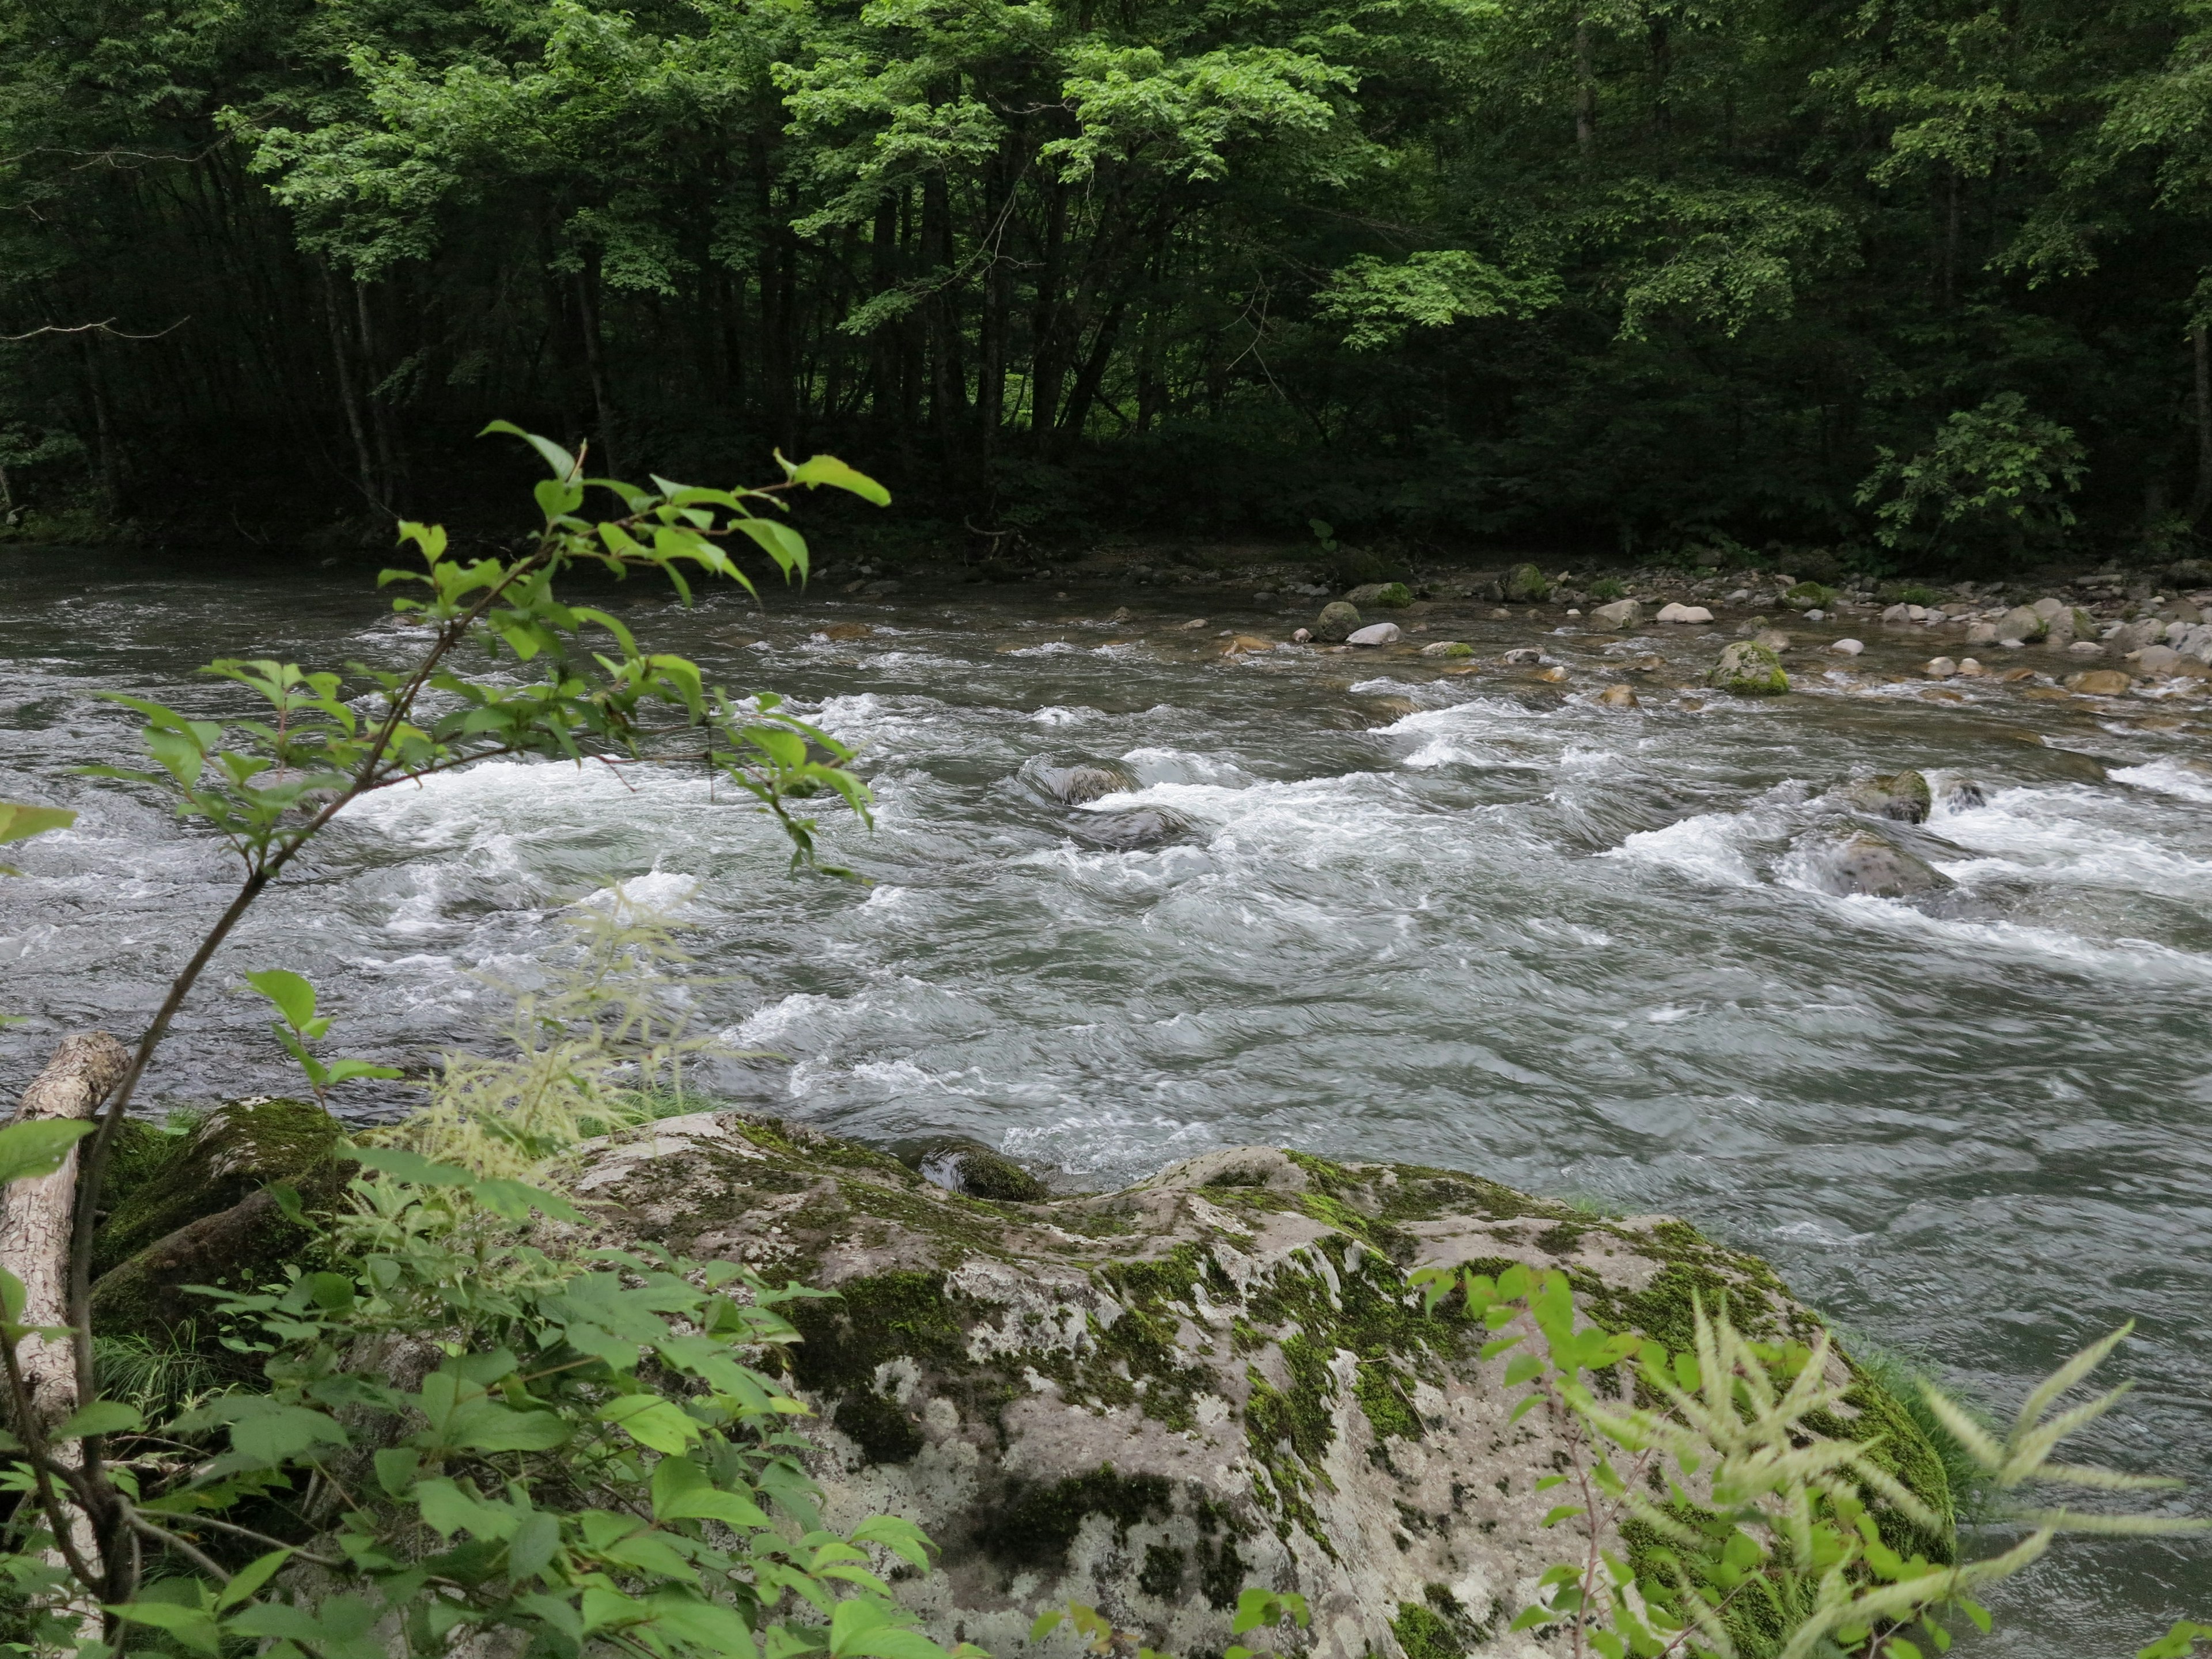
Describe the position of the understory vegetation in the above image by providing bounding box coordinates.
[13,0,2212,566]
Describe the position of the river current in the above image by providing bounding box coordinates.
[2,545,2209,1650]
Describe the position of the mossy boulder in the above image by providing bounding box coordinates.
[1842,770,1933,825]
[566,1116,1951,1659]
[93,1096,344,1275]
[1312,601,1361,642]
[89,1097,347,1344]
[1783,581,1838,609]
[1343,582,1412,610]
[1501,563,1550,603]
[1707,640,1789,695]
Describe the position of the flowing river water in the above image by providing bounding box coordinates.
[3,545,2210,1650]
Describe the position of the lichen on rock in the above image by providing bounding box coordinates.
[564,1115,1951,1659]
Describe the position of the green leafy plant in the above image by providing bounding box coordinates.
[0,427,902,1653]
[1409,1262,2206,1659]
[1857,395,2088,558]
[244,969,402,1111]
[0,803,73,879]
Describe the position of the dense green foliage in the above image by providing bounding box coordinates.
[11,0,2212,561]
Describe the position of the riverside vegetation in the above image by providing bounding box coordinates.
[22,0,2212,569]
[0,436,2206,1659]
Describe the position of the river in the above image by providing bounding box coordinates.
[2,544,2209,1650]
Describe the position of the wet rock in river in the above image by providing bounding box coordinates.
[558,1118,1952,1659]
[2135,645,2183,675]
[1656,601,1715,624]
[1829,638,1865,656]
[1343,581,1412,609]
[1707,640,1789,695]
[1922,657,1957,679]
[1996,604,2048,643]
[1313,601,1362,642]
[1023,759,1138,805]
[1965,622,1998,644]
[1596,683,1639,708]
[1590,599,1642,628]
[2065,669,2133,696]
[914,1138,1050,1202]
[1419,640,1475,658]
[1067,806,1194,849]
[1346,622,1402,646]
[1815,831,1953,898]
[1842,770,1933,824]
[1940,777,1987,810]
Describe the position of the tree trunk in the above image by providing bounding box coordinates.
[574,260,620,478]
[3,1033,130,1428]
[2190,322,2212,524]
[320,260,378,507]
[355,279,403,513]
[1575,20,1596,151]
[2,1033,130,1619]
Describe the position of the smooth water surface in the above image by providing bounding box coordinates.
[3,548,2209,1649]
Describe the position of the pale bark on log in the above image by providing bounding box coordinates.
[2,1032,130,1427]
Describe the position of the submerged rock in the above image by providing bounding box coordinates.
[1067,807,1194,849]
[1596,683,1640,708]
[564,1119,1952,1659]
[1313,601,1362,643]
[2066,669,2133,696]
[1707,641,1789,695]
[1815,831,1953,898]
[1024,759,1139,806]
[1418,641,1475,658]
[1842,770,1933,824]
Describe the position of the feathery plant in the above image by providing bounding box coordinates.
[378,882,723,1181]
[1412,1262,2208,1659]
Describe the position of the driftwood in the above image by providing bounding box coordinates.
[1,1032,130,1427]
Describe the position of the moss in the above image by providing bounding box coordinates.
[1389,1600,1463,1659]
[1532,1222,1585,1256]
[93,1097,342,1277]
[832,1389,925,1464]
[1194,1536,1246,1611]
[952,1149,1047,1203]
[975,1465,1172,1570]
[1354,1359,1420,1441]
[1137,1544,1185,1600]
[788,1270,969,1397]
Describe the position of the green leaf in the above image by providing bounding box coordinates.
[244,969,317,1032]
[598,1393,703,1453]
[783,454,892,506]
[472,1177,584,1223]
[509,1510,561,1581]
[482,421,578,481]
[348,1145,478,1188]
[215,1548,293,1612]
[0,1119,95,1185]
[0,804,75,849]
[109,1601,221,1656]
[54,1399,143,1440]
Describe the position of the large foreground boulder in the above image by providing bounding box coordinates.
[567,1116,1950,1659]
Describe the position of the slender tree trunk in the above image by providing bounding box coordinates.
[574,261,620,478]
[1053,296,1128,461]
[355,279,403,513]
[1575,20,1597,151]
[2189,322,2212,524]
[77,339,122,516]
[1942,171,1960,312]
[321,260,378,506]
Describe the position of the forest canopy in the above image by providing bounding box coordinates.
[6,0,2212,567]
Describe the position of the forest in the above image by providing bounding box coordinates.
[6,0,2212,567]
